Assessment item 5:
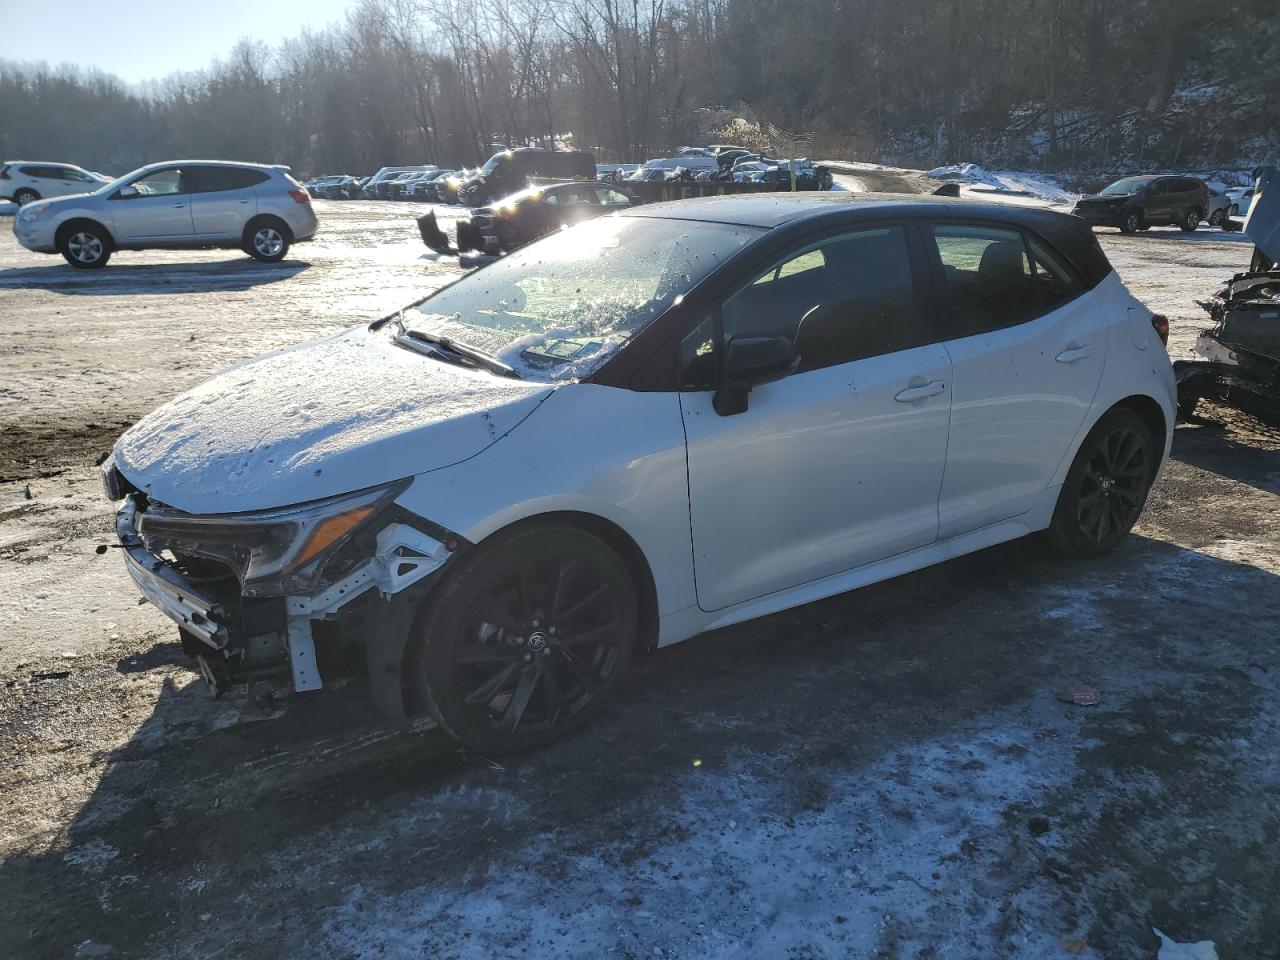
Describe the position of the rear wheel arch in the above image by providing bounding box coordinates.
[1112,394,1167,477]
[243,213,293,243]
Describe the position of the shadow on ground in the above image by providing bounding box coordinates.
[3,515,1279,957]
[0,259,308,296]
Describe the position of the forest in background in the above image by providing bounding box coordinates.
[2,0,1278,180]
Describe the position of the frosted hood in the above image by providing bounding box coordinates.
[114,326,552,513]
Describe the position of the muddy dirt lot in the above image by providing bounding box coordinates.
[1,200,1278,959]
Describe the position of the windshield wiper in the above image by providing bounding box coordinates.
[406,329,519,379]
[386,313,519,379]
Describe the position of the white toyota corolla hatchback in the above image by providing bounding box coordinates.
[105,194,1176,752]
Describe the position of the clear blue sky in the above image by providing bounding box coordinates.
[0,0,359,84]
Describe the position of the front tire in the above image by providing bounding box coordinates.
[1046,408,1157,557]
[413,523,638,754]
[1119,209,1142,234]
[244,219,290,262]
[1180,208,1201,232]
[58,224,112,269]
[13,188,39,206]
[1209,208,1226,227]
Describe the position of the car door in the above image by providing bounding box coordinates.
[1146,179,1175,222]
[680,224,952,612]
[110,167,195,242]
[188,166,262,240]
[925,222,1109,538]
[550,185,602,227]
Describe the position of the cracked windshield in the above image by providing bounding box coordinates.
[406,215,762,380]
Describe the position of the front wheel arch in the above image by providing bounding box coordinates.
[55,218,114,251]
[397,510,660,717]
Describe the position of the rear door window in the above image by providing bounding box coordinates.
[930,224,1037,336]
[187,167,270,193]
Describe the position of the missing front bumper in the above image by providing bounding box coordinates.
[114,496,457,701]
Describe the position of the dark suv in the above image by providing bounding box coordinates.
[1073,175,1208,234]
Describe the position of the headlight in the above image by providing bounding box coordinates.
[136,480,408,597]
[18,205,49,222]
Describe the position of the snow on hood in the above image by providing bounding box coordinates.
[114,326,553,514]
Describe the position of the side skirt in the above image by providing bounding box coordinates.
[657,486,1060,646]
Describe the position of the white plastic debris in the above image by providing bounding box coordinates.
[1153,928,1218,960]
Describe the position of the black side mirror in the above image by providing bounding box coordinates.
[713,335,798,416]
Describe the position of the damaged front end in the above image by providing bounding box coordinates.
[418,209,497,257]
[1174,166,1280,421]
[107,470,461,716]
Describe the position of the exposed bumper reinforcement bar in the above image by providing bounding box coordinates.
[116,499,228,649]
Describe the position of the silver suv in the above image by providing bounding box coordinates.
[12,160,319,268]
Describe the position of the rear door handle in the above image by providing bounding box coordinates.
[1056,345,1090,363]
[171,202,186,208]
[894,380,946,402]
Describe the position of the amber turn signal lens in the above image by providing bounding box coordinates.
[293,506,376,568]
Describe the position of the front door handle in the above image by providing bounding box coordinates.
[894,379,946,403]
[171,202,186,208]
[1056,345,1090,363]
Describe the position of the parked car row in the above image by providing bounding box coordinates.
[605,150,834,191]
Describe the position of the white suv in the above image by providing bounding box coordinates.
[0,161,111,205]
[105,195,1175,753]
[12,160,318,268]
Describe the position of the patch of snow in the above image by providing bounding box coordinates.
[0,200,16,216]
[312,700,1089,959]
[925,163,1077,208]
[1154,928,1219,959]
[928,163,1005,189]
[64,838,120,874]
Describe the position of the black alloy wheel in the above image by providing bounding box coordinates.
[415,524,638,753]
[1120,209,1142,234]
[1047,408,1155,557]
[1180,208,1201,232]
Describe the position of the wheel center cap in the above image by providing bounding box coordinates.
[527,632,548,651]
[1100,476,1116,491]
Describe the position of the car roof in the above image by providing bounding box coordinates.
[620,191,1037,228]
[131,160,288,173]
[3,160,83,169]
[622,192,1113,288]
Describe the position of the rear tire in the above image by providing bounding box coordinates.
[58,223,112,269]
[1119,209,1142,234]
[1045,408,1157,558]
[13,188,39,206]
[243,218,290,262]
[1180,208,1201,232]
[1209,208,1226,227]
[413,523,638,754]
